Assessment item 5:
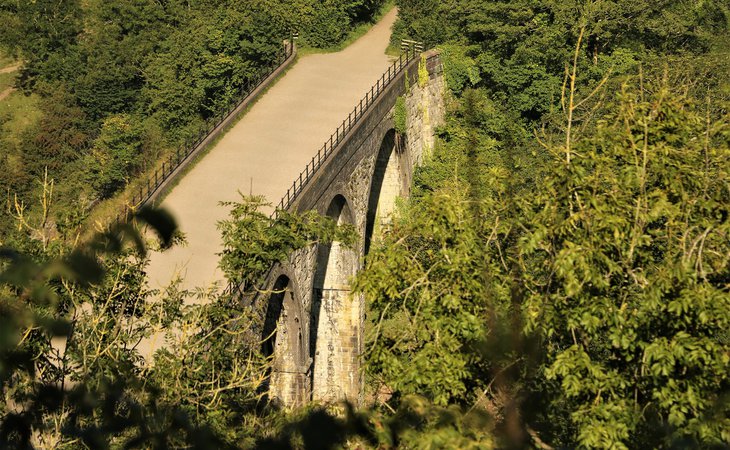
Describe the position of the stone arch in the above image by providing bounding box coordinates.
[263,273,308,406]
[310,194,360,402]
[364,128,404,255]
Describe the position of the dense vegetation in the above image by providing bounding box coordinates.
[1,0,728,448]
[354,0,729,447]
[0,202,277,448]
[0,0,387,241]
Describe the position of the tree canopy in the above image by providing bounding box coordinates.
[352,0,729,447]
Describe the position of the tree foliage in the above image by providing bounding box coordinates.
[354,187,495,406]
[85,115,144,199]
[1,196,289,448]
[217,195,357,291]
[518,78,730,448]
[351,0,730,448]
[358,71,729,448]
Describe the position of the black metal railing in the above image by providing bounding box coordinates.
[274,46,421,216]
[223,45,425,299]
[113,41,296,226]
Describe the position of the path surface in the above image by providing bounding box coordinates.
[146,9,398,294]
[0,88,14,101]
[0,64,19,74]
[0,64,19,100]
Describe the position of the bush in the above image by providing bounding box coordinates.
[86,115,143,199]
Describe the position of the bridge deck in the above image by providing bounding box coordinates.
[145,8,398,294]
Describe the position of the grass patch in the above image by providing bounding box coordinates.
[0,91,41,142]
[0,91,42,207]
[385,43,401,57]
[0,51,31,143]
[297,2,396,56]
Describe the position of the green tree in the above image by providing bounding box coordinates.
[354,186,499,406]
[0,0,83,89]
[20,88,92,183]
[86,114,143,199]
[0,203,205,448]
[355,75,730,449]
[517,77,730,448]
[217,195,356,289]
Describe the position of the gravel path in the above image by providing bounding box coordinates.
[145,9,398,294]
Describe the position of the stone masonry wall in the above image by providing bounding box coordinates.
[268,54,445,408]
[404,60,446,183]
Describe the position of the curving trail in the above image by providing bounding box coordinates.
[0,64,19,74]
[0,64,19,100]
[145,9,398,294]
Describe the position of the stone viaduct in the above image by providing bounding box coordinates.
[251,50,446,407]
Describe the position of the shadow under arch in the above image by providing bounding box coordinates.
[310,194,359,402]
[364,128,404,256]
[262,274,308,406]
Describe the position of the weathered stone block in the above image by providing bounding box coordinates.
[264,52,445,408]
